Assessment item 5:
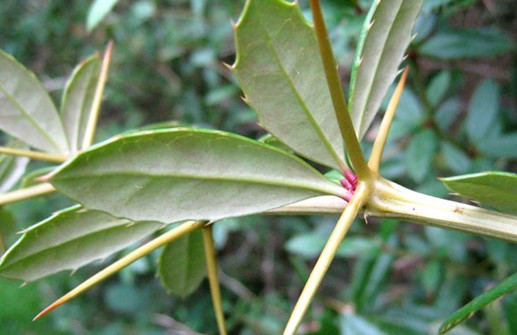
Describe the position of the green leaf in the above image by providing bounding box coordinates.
[426,71,451,107]
[51,129,346,223]
[0,206,163,282]
[405,129,438,183]
[86,0,120,32]
[61,54,102,153]
[439,272,517,334]
[441,172,517,215]
[285,233,378,260]
[20,166,54,188]
[0,50,68,154]
[440,140,471,174]
[233,0,346,171]
[0,142,29,192]
[158,229,206,298]
[349,0,424,139]
[419,28,515,60]
[340,313,387,335]
[478,132,517,159]
[465,80,500,145]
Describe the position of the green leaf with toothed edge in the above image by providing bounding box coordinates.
[233,0,346,171]
[349,0,424,140]
[438,272,517,334]
[0,206,164,282]
[61,54,101,153]
[158,229,206,298]
[441,172,517,215]
[0,50,69,154]
[50,128,346,224]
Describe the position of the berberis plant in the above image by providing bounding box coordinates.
[0,0,516,334]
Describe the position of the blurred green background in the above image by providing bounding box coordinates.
[0,0,516,334]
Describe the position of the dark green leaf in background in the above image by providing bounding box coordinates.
[340,313,387,335]
[419,28,515,60]
[465,80,499,145]
[51,129,346,224]
[406,129,438,183]
[441,172,517,215]
[439,272,517,334]
[426,71,451,107]
[0,206,163,282]
[86,0,120,32]
[0,50,69,154]
[233,0,346,171]
[440,140,471,174]
[158,229,206,298]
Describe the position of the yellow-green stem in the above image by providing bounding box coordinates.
[0,146,67,163]
[202,225,227,335]
[34,220,206,320]
[82,41,113,149]
[368,178,517,243]
[309,0,370,180]
[0,183,56,206]
[283,184,369,335]
[368,68,408,173]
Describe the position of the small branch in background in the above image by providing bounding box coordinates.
[218,270,255,301]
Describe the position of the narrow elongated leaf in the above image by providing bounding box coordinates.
[0,50,68,154]
[51,129,346,223]
[0,206,163,282]
[406,129,438,183]
[233,0,346,171]
[439,272,517,334]
[87,0,120,31]
[61,54,101,153]
[349,0,424,139]
[158,229,206,298]
[419,28,514,60]
[465,80,499,145]
[441,172,517,215]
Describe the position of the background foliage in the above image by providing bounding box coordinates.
[0,0,516,334]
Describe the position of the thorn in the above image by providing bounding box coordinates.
[35,173,52,183]
[368,20,375,30]
[229,18,236,31]
[240,96,250,104]
[222,62,234,71]
[411,33,418,42]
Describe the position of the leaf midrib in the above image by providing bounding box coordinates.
[55,170,345,198]
[0,221,154,272]
[0,83,63,153]
[258,13,345,170]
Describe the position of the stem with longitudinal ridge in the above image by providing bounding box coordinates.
[309,0,370,181]
[202,225,227,335]
[283,183,370,335]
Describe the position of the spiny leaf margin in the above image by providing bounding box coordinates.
[233,0,346,171]
[349,0,424,139]
[0,206,164,282]
[50,128,347,224]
